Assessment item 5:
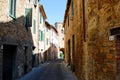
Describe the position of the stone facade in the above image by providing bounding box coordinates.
[63,0,120,80]
[55,22,64,58]
[43,22,59,61]
[0,0,34,79]
[32,1,43,67]
[38,4,47,62]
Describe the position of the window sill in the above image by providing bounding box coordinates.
[9,14,16,19]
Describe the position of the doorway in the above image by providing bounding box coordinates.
[2,44,17,80]
[116,36,120,80]
[68,40,71,66]
[23,46,28,74]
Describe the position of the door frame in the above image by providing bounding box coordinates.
[2,44,17,80]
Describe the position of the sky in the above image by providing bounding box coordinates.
[40,0,67,25]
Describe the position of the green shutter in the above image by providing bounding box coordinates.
[40,13,42,23]
[25,8,32,27]
[39,31,44,41]
[9,0,16,18]
[46,38,48,45]
[41,31,44,41]
[71,0,74,16]
[33,19,36,34]
[39,30,41,41]
[40,31,43,41]
[34,0,37,5]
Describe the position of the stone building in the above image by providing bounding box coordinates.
[63,0,120,80]
[0,0,34,79]
[31,1,45,67]
[38,4,47,62]
[44,21,51,61]
[43,22,59,61]
[55,22,64,59]
[50,25,59,60]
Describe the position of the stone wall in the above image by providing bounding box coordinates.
[86,0,120,80]
[64,0,120,80]
[0,0,34,79]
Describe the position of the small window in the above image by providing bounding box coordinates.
[34,0,37,7]
[9,0,16,18]
[61,29,64,34]
[41,31,44,41]
[39,30,44,41]
[46,27,48,32]
[39,13,42,23]
[71,0,74,16]
[33,19,36,34]
[46,38,49,45]
[68,15,69,26]
[25,8,32,27]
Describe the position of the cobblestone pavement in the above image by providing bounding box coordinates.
[20,59,78,80]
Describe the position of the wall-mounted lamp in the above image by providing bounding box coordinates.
[1,45,3,49]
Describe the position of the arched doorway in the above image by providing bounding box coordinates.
[59,48,64,59]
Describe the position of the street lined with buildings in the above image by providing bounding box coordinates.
[0,0,120,80]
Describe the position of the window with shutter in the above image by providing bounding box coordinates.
[71,0,74,17]
[41,31,44,41]
[25,8,32,27]
[39,13,42,23]
[39,30,41,41]
[46,38,48,45]
[33,19,36,34]
[9,0,16,18]
[34,0,37,7]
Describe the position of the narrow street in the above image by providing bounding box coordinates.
[20,59,78,80]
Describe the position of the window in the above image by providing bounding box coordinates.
[39,30,44,41]
[68,15,69,26]
[9,0,16,18]
[25,8,32,27]
[39,30,41,41]
[34,0,37,7]
[72,35,75,56]
[71,0,74,16]
[61,29,63,33]
[41,31,44,41]
[46,38,49,45]
[46,27,48,32]
[39,13,42,23]
[43,22,45,27]
[68,40,71,65]
[33,19,36,34]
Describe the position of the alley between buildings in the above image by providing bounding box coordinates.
[20,59,78,80]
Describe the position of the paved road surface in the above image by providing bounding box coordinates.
[20,59,78,80]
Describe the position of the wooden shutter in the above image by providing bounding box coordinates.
[41,31,44,41]
[39,30,41,41]
[71,0,74,16]
[9,0,16,18]
[25,8,32,27]
[33,19,36,33]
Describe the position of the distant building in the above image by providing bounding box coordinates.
[44,21,51,51]
[43,22,59,61]
[0,0,34,79]
[55,22,64,59]
[44,21,51,61]
[50,25,59,60]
